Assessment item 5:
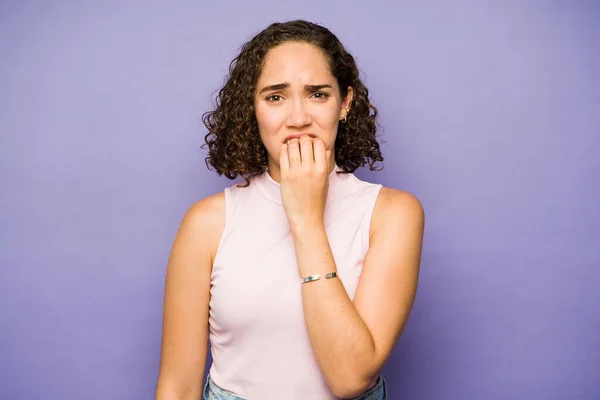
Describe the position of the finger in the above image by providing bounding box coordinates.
[300,135,314,166]
[287,138,301,169]
[279,143,289,175]
[313,139,327,172]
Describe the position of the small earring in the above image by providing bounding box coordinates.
[341,113,347,123]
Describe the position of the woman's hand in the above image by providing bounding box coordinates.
[279,134,332,232]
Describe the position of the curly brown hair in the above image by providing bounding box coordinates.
[202,19,383,186]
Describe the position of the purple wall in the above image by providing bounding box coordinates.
[1,2,599,399]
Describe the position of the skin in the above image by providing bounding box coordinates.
[155,42,424,399]
[254,41,352,183]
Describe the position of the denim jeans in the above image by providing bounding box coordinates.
[203,374,387,400]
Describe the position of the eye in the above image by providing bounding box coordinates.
[312,92,329,99]
[265,94,283,102]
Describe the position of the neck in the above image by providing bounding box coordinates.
[267,157,337,183]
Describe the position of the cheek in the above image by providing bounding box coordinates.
[255,105,285,157]
[313,102,341,125]
[255,105,284,134]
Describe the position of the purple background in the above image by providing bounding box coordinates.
[1,1,599,399]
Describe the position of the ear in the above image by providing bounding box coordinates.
[342,86,354,112]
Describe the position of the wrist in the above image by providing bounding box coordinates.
[289,219,326,238]
[291,222,333,278]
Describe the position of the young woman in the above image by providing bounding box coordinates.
[156,20,424,400]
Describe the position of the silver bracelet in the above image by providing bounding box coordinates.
[301,272,337,284]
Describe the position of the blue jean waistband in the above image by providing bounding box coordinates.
[203,374,387,399]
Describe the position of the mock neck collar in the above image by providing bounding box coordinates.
[254,164,346,205]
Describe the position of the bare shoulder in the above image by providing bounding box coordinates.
[371,187,425,236]
[182,191,225,229]
[176,192,225,261]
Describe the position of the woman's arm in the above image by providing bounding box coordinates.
[294,188,424,399]
[155,193,224,400]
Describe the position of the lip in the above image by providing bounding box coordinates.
[283,133,317,143]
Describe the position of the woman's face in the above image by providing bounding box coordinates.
[254,41,353,174]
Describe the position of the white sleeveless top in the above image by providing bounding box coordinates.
[208,166,382,399]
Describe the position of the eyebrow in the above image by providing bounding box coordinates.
[257,83,333,95]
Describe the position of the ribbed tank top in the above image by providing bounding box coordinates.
[208,165,383,400]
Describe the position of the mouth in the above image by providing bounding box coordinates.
[283,133,317,143]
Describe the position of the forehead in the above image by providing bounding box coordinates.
[258,42,336,85]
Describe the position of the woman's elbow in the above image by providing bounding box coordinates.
[155,378,202,400]
[329,374,376,399]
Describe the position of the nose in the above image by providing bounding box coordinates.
[286,98,312,128]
